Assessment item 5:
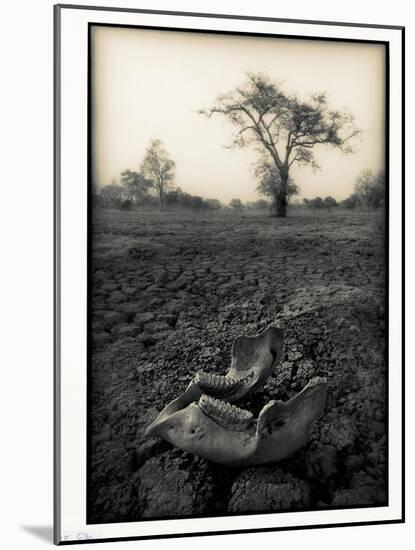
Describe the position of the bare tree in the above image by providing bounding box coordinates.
[140,139,176,210]
[354,169,374,203]
[351,169,385,208]
[200,72,359,217]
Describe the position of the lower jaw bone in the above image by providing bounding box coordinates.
[146,377,328,466]
[146,326,284,433]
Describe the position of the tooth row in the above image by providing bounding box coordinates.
[199,394,253,431]
[194,370,253,397]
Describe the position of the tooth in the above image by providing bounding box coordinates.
[199,395,253,431]
[195,371,235,397]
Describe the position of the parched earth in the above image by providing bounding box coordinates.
[88,207,387,523]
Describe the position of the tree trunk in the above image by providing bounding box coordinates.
[275,193,287,217]
[159,189,164,211]
[275,170,288,217]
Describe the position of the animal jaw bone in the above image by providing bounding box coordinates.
[144,326,327,465]
[146,377,327,466]
[146,326,284,432]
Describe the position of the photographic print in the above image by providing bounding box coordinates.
[54,5,404,544]
[89,24,387,520]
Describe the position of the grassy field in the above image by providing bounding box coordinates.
[88,206,387,522]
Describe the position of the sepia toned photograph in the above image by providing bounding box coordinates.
[88,25,388,524]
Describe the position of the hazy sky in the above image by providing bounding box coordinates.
[91,26,385,203]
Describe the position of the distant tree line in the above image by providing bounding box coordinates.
[93,181,224,212]
[93,139,224,212]
[303,196,338,210]
[301,169,385,212]
[163,190,222,211]
[93,130,383,217]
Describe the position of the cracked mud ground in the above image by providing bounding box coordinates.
[88,208,387,523]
